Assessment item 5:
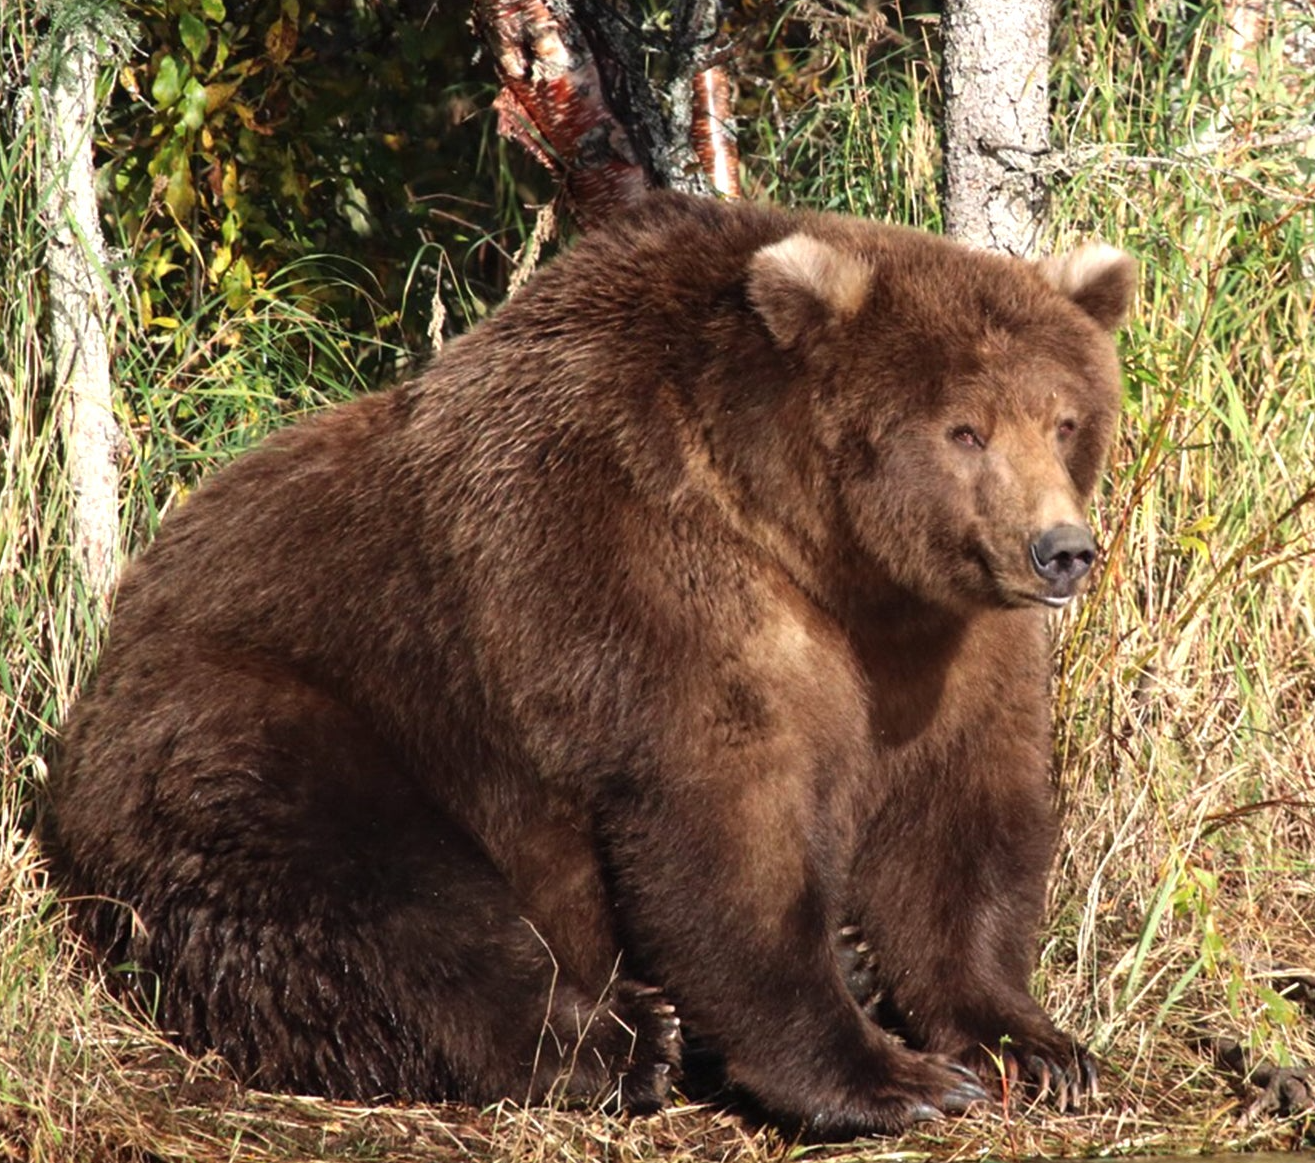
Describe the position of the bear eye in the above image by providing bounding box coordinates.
[1057,418,1078,442]
[950,424,986,450]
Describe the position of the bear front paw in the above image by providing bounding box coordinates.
[966,1034,1098,1112]
[836,923,881,1017]
[749,1039,991,1141]
[804,1052,992,1140]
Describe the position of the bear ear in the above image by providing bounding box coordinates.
[1039,243,1136,331]
[747,232,870,350]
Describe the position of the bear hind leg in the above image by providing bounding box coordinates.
[51,657,679,1110]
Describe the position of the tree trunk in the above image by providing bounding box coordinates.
[42,25,122,607]
[474,0,739,226]
[691,65,741,199]
[473,0,651,228]
[1221,0,1269,79]
[942,0,1052,254]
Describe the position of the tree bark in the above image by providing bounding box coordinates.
[473,0,651,227]
[475,0,739,226]
[1221,0,1269,79]
[942,0,1052,254]
[691,65,741,199]
[579,0,737,198]
[43,24,122,608]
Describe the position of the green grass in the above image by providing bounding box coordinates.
[4,0,1315,1158]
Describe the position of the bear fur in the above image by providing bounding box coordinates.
[42,193,1134,1138]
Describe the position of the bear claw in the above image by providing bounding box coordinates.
[612,981,683,1114]
[836,923,882,1015]
[993,1044,1097,1112]
[941,1076,992,1114]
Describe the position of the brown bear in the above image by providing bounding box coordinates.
[42,192,1133,1139]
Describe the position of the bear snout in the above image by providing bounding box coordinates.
[1029,523,1097,601]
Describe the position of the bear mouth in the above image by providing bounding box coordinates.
[1028,591,1076,609]
[990,572,1083,610]
[975,551,1080,610]
[994,586,1077,610]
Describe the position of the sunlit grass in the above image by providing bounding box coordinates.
[1047,0,1315,1089]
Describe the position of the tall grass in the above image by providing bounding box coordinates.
[1046,0,1315,1113]
[2,16,104,1158]
[1,15,397,1158]
[3,0,1314,1158]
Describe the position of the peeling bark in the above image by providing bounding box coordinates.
[474,0,650,226]
[691,65,740,199]
[942,0,1051,254]
[42,25,122,608]
[475,0,740,225]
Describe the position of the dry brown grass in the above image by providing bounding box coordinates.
[1,827,1309,1163]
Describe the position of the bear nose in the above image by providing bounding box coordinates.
[1030,523,1097,588]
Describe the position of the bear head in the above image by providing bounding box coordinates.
[744,224,1135,615]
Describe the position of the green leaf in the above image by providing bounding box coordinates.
[223,256,254,309]
[200,0,226,20]
[1257,986,1296,1027]
[180,77,207,131]
[164,153,195,221]
[179,12,209,63]
[212,27,232,73]
[151,55,184,108]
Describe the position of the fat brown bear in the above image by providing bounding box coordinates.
[43,193,1134,1139]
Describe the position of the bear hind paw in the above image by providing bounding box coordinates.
[588,980,682,1115]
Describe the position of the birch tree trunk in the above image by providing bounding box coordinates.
[42,25,122,608]
[942,0,1052,254]
[473,0,651,227]
[474,0,738,227]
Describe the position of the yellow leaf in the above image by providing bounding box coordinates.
[265,15,297,65]
[164,161,195,222]
[222,160,239,208]
[205,79,241,114]
[209,243,233,282]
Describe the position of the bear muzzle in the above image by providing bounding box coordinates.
[1029,523,1098,606]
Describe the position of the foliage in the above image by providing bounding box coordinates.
[100,0,553,371]
[3,0,1315,1158]
[736,1,946,226]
